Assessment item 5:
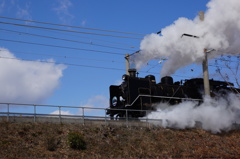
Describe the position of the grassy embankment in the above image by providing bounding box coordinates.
[0,122,240,158]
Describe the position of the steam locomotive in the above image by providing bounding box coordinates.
[107,69,240,119]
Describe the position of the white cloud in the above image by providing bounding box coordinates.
[81,20,86,26]
[82,95,108,108]
[49,95,109,117]
[0,0,32,20]
[54,0,74,24]
[114,79,122,85]
[0,48,66,103]
[16,2,32,21]
[79,95,109,116]
[50,110,73,115]
[0,0,5,14]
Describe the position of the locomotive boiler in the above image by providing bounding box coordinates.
[107,69,240,119]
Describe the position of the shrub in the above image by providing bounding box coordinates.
[45,135,59,151]
[67,132,86,150]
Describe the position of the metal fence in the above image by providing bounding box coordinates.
[0,103,163,127]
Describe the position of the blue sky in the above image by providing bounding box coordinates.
[0,0,239,114]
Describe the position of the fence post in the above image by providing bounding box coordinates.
[105,109,107,126]
[59,106,61,123]
[126,109,128,127]
[7,104,9,122]
[34,105,36,122]
[82,107,85,125]
[146,110,149,127]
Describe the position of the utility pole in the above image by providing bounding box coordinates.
[125,54,130,75]
[199,11,210,96]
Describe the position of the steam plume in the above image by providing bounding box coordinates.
[146,94,240,133]
[133,0,240,77]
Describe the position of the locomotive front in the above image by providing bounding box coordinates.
[107,69,157,119]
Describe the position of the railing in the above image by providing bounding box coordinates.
[125,94,202,107]
[0,103,163,127]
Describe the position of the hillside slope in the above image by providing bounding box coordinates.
[0,122,240,158]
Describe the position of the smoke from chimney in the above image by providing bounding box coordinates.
[134,0,240,133]
[132,0,240,77]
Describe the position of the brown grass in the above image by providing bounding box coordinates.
[0,121,240,158]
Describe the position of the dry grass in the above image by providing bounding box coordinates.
[0,121,240,158]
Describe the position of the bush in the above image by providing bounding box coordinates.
[45,135,59,151]
[67,132,86,150]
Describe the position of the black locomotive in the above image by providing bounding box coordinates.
[107,69,240,119]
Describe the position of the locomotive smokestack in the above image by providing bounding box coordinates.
[128,68,137,77]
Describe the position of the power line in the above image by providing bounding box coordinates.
[1,49,125,64]
[0,21,142,39]
[1,49,163,67]
[3,30,237,66]
[0,54,194,79]
[0,16,146,36]
[30,27,139,49]
[0,28,136,51]
[0,38,125,56]
[0,56,125,71]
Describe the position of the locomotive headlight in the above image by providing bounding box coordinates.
[122,74,129,81]
[112,96,118,107]
[122,75,126,80]
[120,96,125,102]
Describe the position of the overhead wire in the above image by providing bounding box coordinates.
[0,17,143,64]
[1,49,125,64]
[0,28,136,51]
[1,17,238,80]
[0,21,142,39]
[0,16,146,36]
[6,50,159,67]
[0,38,125,56]
[0,56,125,71]
[27,26,139,49]
[0,53,193,79]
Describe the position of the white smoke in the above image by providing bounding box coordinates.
[146,94,240,133]
[133,0,240,77]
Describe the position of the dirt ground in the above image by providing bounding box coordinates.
[0,122,240,158]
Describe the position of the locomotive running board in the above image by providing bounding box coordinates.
[125,94,202,107]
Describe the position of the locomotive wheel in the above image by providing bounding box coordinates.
[115,113,139,121]
[115,114,120,120]
[110,114,114,120]
[115,113,125,120]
